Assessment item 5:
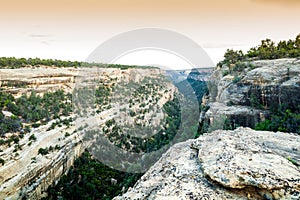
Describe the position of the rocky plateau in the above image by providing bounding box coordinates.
[115,127,300,200]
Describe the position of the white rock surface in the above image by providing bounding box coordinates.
[115,128,300,200]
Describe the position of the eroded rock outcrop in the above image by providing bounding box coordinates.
[0,67,78,97]
[204,58,300,128]
[114,127,300,200]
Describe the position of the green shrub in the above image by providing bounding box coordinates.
[129,110,136,117]
[11,135,19,144]
[0,158,5,165]
[255,106,300,134]
[250,93,263,109]
[38,147,49,155]
[226,101,234,106]
[255,119,271,131]
[232,76,241,83]
[287,157,299,166]
[29,134,37,141]
[222,70,229,76]
[232,61,246,72]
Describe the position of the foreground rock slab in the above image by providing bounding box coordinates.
[114,128,300,200]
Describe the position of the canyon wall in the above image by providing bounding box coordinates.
[203,58,300,128]
[0,66,174,199]
[114,58,300,200]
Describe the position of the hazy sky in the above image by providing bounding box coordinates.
[0,0,299,68]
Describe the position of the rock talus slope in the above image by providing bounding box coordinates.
[115,127,300,200]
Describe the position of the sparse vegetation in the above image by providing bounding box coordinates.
[38,145,59,156]
[255,105,300,134]
[287,157,299,166]
[0,89,72,139]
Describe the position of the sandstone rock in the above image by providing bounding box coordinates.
[205,102,269,128]
[205,58,300,128]
[0,66,78,97]
[0,66,177,199]
[115,128,300,200]
[220,59,300,109]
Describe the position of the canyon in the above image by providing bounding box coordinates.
[115,58,300,200]
[0,66,177,199]
[1,57,300,199]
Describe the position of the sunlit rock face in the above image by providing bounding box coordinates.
[114,127,300,200]
[0,66,177,199]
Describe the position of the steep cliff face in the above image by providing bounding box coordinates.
[114,127,300,200]
[0,66,176,199]
[0,67,78,97]
[204,58,300,128]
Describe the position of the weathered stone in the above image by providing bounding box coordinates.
[115,128,300,200]
[205,58,300,128]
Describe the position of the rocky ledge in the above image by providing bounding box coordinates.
[114,127,300,200]
[204,58,300,128]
